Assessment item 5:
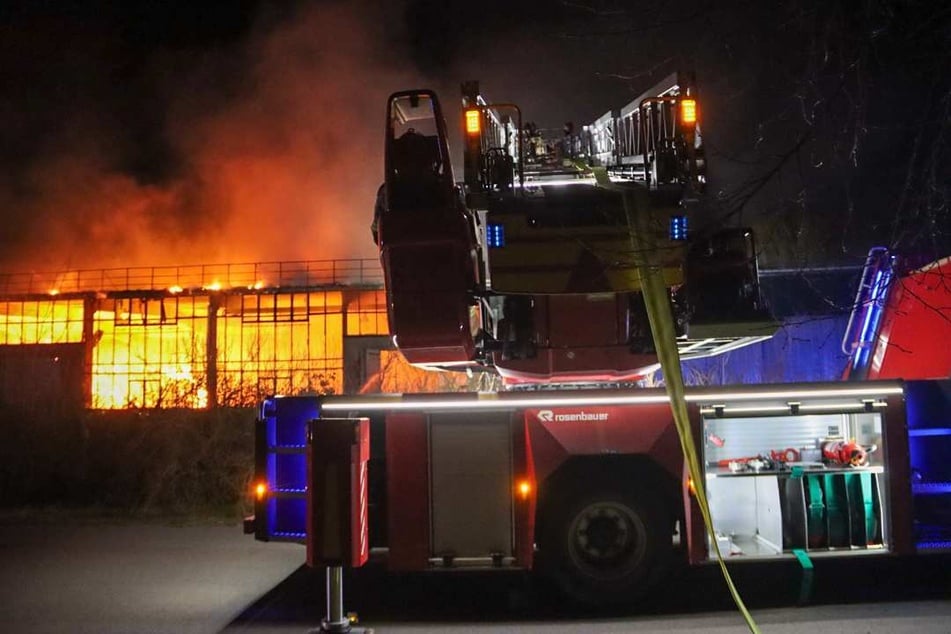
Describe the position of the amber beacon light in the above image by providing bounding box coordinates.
[465,109,481,135]
[680,98,697,125]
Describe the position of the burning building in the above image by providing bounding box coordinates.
[0,259,390,412]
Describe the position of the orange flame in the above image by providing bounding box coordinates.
[0,288,389,409]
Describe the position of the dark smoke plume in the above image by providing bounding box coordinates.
[0,2,428,273]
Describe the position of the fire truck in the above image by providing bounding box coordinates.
[246,75,951,618]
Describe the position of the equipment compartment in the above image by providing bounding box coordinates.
[905,380,951,552]
[703,407,888,560]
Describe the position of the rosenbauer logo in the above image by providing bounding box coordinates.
[536,409,609,423]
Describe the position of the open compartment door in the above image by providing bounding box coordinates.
[699,387,893,560]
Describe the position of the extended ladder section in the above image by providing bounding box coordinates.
[843,248,951,382]
[460,72,706,298]
[457,75,775,383]
[841,247,896,380]
[574,72,704,192]
[462,72,704,193]
[376,74,777,384]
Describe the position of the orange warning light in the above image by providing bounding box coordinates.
[680,98,697,125]
[516,479,532,500]
[465,109,481,135]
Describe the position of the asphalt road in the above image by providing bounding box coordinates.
[0,519,948,633]
[0,518,301,634]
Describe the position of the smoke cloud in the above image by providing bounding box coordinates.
[0,2,428,274]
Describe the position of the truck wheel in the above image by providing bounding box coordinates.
[538,484,672,606]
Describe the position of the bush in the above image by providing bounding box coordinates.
[0,405,256,520]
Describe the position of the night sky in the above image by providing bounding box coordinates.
[0,0,947,273]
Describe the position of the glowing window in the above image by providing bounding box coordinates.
[345,290,389,336]
[0,299,84,344]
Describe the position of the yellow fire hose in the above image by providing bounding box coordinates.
[594,169,761,633]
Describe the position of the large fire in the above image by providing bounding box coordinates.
[0,269,389,409]
[0,3,450,412]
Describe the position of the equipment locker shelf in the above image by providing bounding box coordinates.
[256,395,316,542]
[703,407,888,559]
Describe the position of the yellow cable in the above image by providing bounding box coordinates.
[595,170,761,634]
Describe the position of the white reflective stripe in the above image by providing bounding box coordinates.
[320,383,904,412]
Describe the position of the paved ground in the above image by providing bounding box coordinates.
[0,519,948,633]
[227,550,951,634]
[0,519,302,634]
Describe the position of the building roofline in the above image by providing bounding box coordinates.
[0,259,384,297]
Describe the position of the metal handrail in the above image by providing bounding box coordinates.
[0,259,384,296]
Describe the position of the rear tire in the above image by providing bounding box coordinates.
[538,482,672,606]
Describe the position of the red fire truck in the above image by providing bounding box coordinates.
[246,75,951,617]
[252,376,950,604]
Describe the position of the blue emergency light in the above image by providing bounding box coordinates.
[487,223,505,248]
[670,215,688,241]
